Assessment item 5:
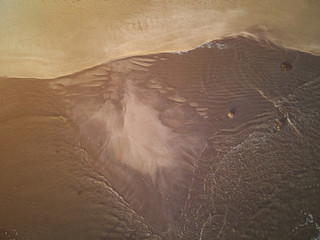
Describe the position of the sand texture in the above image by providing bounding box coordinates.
[1,37,320,239]
[0,0,320,78]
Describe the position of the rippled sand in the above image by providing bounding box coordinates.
[1,1,320,239]
[1,36,320,239]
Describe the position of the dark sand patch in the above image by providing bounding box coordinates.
[1,37,320,239]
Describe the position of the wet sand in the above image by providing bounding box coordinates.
[1,36,320,239]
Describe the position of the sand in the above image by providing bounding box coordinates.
[1,1,320,239]
[1,36,320,239]
[0,0,320,78]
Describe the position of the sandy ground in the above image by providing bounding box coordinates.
[1,2,320,239]
[0,0,320,78]
[1,36,320,239]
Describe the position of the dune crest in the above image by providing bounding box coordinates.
[1,0,320,78]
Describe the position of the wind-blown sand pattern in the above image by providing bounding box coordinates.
[1,36,320,239]
[1,0,320,78]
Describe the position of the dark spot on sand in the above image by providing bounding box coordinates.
[280,61,292,71]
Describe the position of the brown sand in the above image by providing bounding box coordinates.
[1,36,320,239]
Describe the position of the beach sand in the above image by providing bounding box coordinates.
[1,36,320,239]
[0,0,320,78]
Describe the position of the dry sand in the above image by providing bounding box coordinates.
[0,0,320,78]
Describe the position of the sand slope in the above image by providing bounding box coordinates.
[0,0,320,78]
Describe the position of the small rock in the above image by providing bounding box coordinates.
[228,110,234,119]
[280,62,292,71]
[276,121,283,132]
[276,117,287,132]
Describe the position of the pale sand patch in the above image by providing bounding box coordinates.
[166,95,187,103]
[0,0,319,78]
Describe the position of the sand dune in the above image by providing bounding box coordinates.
[0,0,320,78]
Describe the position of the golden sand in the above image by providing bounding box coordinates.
[0,0,319,78]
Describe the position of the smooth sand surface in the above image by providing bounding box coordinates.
[0,0,320,78]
